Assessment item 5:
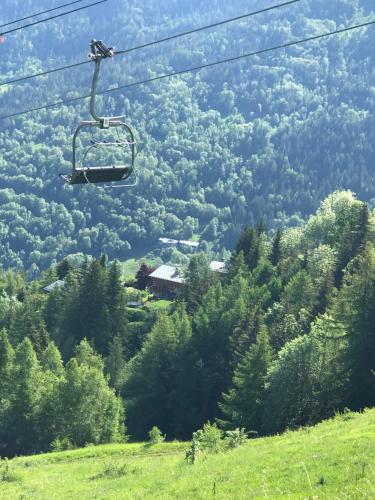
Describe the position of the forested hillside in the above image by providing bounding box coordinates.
[0,191,374,457]
[0,0,374,273]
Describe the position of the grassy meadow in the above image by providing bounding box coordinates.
[1,409,374,499]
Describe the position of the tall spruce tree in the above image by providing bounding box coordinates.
[106,335,126,392]
[169,303,201,438]
[73,260,110,355]
[333,243,375,410]
[123,313,180,439]
[0,328,14,456]
[270,228,283,267]
[220,324,272,432]
[184,253,214,313]
[235,226,260,271]
[0,328,14,401]
[106,261,128,352]
[10,295,50,355]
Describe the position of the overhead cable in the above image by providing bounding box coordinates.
[0,0,108,37]
[115,0,302,55]
[0,0,301,88]
[1,19,374,121]
[0,0,86,29]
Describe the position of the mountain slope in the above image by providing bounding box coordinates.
[1,409,374,498]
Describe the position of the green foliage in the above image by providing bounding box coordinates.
[90,460,135,480]
[57,353,125,448]
[186,422,248,463]
[184,254,214,313]
[0,191,374,455]
[194,422,223,454]
[0,458,18,483]
[235,226,261,270]
[223,428,248,449]
[0,1,373,276]
[220,325,272,432]
[332,243,375,410]
[124,309,196,439]
[185,422,223,464]
[148,426,165,445]
[50,437,75,452]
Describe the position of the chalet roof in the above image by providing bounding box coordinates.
[209,261,226,272]
[149,265,185,284]
[178,240,200,248]
[159,237,179,245]
[158,237,199,248]
[43,280,65,293]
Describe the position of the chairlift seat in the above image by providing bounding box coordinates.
[60,165,132,185]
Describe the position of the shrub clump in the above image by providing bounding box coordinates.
[51,437,75,452]
[0,458,18,483]
[185,423,248,464]
[91,461,136,480]
[148,426,165,445]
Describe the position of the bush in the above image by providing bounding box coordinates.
[51,437,75,452]
[224,428,248,449]
[185,422,223,463]
[198,422,223,454]
[0,458,18,483]
[90,460,136,480]
[148,426,165,445]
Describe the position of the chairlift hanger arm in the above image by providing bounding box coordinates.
[88,39,123,124]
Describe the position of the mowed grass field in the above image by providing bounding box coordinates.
[1,409,374,499]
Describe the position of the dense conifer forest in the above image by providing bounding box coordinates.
[0,0,374,274]
[0,191,374,457]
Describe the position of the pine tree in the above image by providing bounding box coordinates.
[0,329,14,454]
[269,228,282,267]
[334,243,375,410]
[0,328,14,401]
[334,202,370,288]
[123,313,179,439]
[10,295,50,355]
[135,263,155,290]
[170,303,201,437]
[225,250,247,281]
[184,254,214,313]
[256,217,267,236]
[106,261,128,352]
[235,226,260,270]
[41,342,64,376]
[73,260,110,355]
[220,325,272,432]
[56,258,73,280]
[74,338,104,371]
[106,335,126,392]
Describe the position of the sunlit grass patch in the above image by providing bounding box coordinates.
[1,409,374,499]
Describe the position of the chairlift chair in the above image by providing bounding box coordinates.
[60,40,136,188]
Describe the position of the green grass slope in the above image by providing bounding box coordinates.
[1,409,374,499]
